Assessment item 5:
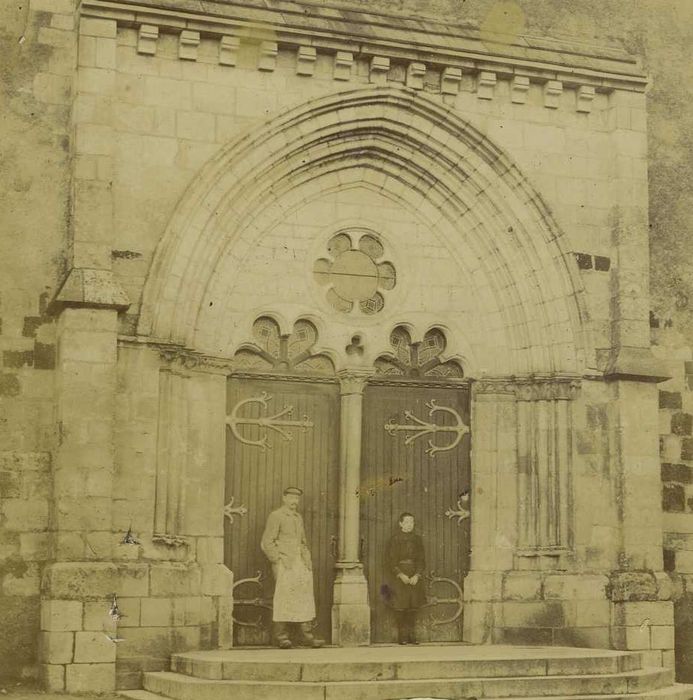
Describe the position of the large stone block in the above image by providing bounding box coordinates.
[462,601,491,644]
[141,597,173,627]
[217,595,233,650]
[196,537,224,564]
[331,603,370,647]
[612,601,674,627]
[502,572,542,601]
[83,600,117,631]
[41,562,149,600]
[65,662,115,692]
[544,574,609,600]
[651,624,675,650]
[500,601,567,628]
[608,571,658,602]
[1,498,49,531]
[41,600,83,631]
[39,631,74,664]
[74,630,117,663]
[201,563,233,596]
[463,571,503,602]
[150,562,201,597]
[575,600,610,627]
[113,626,172,660]
[116,597,142,628]
[40,663,66,692]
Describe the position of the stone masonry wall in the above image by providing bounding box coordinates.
[655,329,693,681]
[0,0,76,682]
[1,0,692,688]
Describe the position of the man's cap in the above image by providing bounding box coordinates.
[283,486,303,496]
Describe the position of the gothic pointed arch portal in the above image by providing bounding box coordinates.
[138,87,592,377]
[139,86,593,646]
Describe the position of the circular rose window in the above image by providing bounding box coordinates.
[313,232,396,314]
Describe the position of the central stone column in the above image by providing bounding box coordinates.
[331,369,372,646]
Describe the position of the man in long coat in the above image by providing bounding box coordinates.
[261,486,324,649]
[383,511,426,644]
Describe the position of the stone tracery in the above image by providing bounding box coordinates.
[313,231,396,315]
[375,326,464,379]
[233,317,334,375]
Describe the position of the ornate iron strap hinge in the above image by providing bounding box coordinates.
[232,572,273,630]
[227,391,314,450]
[423,573,464,627]
[384,399,469,456]
[223,496,248,524]
[445,493,470,524]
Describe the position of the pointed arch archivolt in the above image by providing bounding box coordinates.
[138,87,592,376]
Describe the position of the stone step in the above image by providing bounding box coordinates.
[123,681,693,700]
[120,692,163,700]
[143,667,675,700]
[171,647,644,682]
[501,688,693,700]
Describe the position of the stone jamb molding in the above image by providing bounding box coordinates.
[137,22,158,55]
[79,0,648,93]
[516,376,578,562]
[153,365,191,537]
[219,34,240,66]
[178,28,200,61]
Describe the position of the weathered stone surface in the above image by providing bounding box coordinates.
[41,562,149,600]
[662,463,693,483]
[2,0,693,689]
[608,572,658,602]
[65,662,115,692]
[39,631,74,664]
[150,563,202,597]
[40,600,83,632]
[74,630,117,663]
[672,413,693,437]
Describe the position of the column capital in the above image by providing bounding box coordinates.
[473,375,581,401]
[513,375,581,402]
[337,368,374,395]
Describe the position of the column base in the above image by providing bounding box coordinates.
[331,564,370,646]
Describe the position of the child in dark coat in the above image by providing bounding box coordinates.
[383,512,426,644]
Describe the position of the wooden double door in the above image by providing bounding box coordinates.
[225,375,470,645]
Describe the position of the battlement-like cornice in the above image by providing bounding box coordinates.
[81,0,648,92]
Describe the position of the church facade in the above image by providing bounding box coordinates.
[2,0,692,693]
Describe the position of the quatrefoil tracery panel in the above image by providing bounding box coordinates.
[375,327,464,379]
[233,317,335,375]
